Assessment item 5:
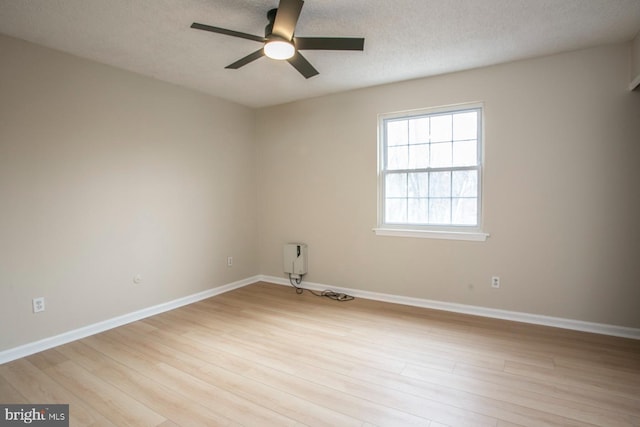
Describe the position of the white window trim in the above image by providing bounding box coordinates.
[376,102,488,241]
[373,227,489,241]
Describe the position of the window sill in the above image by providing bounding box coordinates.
[373,228,489,241]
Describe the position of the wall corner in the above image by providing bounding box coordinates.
[630,32,640,90]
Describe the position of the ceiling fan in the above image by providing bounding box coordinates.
[190,0,365,78]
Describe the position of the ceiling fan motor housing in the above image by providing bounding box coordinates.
[265,8,278,38]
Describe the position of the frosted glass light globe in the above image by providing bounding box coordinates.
[264,40,295,60]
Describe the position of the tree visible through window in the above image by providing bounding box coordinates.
[378,104,483,231]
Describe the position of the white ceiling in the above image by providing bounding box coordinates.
[1,0,639,108]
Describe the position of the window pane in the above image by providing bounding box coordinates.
[408,172,428,197]
[429,171,451,197]
[430,115,452,142]
[386,199,407,223]
[452,111,477,141]
[387,146,408,170]
[408,144,429,168]
[452,198,477,225]
[429,198,451,224]
[452,170,478,197]
[386,173,407,197]
[408,198,428,223]
[452,140,477,167]
[430,142,452,167]
[409,117,429,144]
[387,120,408,146]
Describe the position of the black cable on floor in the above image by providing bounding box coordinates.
[288,274,354,302]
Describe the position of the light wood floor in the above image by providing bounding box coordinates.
[1,282,640,427]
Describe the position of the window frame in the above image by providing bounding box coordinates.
[375,102,488,241]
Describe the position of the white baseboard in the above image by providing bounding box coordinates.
[3,274,638,364]
[258,275,640,340]
[0,276,261,364]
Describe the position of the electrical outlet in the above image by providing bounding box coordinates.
[491,276,500,288]
[227,256,233,267]
[33,297,45,313]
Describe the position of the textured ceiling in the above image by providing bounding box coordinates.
[1,0,639,108]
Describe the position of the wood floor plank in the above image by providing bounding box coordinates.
[2,281,639,427]
[497,421,527,427]
[56,336,237,427]
[25,348,68,370]
[154,361,301,427]
[0,374,28,403]
[135,318,435,426]
[179,320,495,425]
[84,331,301,426]
[354,361,599,427]
[240,358,435,426]
[504,360,640,398]
[294,360,497,426]
[110,325,365,427]
[44,360,167,426]
[54,340,118,373]
[93,363,240,427]
[0,359,114,426]
[453,363,640,418]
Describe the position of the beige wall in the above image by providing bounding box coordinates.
[256,43,640,328]
[0,35,258,351]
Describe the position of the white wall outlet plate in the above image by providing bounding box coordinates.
[33,297,45,313]
[491,276,500,288]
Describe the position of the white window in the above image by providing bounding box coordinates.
[376,103,488,241]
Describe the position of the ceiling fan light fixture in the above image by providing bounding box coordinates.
[190,0,364,78]
[264,40,295,60]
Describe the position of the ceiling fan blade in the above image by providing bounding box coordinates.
[272,0,304,40]
[287,51,319,79]
[295,37,365,51]
[191,22,265,43]
[225,49,265,69]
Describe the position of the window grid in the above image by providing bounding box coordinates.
[379,105,482,230]
[383,167,478,226]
